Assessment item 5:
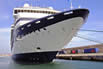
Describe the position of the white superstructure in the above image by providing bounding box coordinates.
[13,3,60,19]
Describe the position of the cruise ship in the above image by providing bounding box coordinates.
[11,3,89,64]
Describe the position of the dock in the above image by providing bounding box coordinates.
[56,44,103,61]
[56,53,103,61]
[0,54,11,57]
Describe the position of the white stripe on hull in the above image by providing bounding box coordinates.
[12,17,83,54]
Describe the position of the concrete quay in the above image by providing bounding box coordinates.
[56,53,103,61]
[56,44,103,61]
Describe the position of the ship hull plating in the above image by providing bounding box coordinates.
[12,51,57,64]
[11,9,89,63]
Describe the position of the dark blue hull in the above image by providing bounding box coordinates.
[12,51,58,64]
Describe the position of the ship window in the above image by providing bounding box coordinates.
[28,10,30,12]
[27,24,31,27]
[45,11,47,13]
[21,10,23,12]
[42,11,44,13]
[44,11,46,13]
[41,11,43,13]
[32,10,34,13]
[36,11,38,13]
[18,10,20,13]
[24,10,26,12]
[27,10,29,12]
[17,10,19,13]
[33,10,35,13]
[23,10,25,12]
[19,10,21,12]
[21,10,22,12]
[37,11,40,13]
[35,21,40,24]
[64,11,73,15]
[47,16,54,20]
[31,10,33,13]
[48,11,50,14]
[29,10,31,12]
[22,10,23,12]
[39,11,41,13]
[25,10,27,12]
[29,10,31,13]
[21,27,24,30]
[38,11,40,13]
[29,10,30,12]
[14,10,17,14]
[35,10,37,13]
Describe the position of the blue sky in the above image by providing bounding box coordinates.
[0,0,103,54]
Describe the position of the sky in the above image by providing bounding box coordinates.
[0,0,103,54]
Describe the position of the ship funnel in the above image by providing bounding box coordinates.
[24,3,30,7]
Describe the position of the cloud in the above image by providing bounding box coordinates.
[2,15,10,19]
[0,14,10,20]
[0,28,10,32]
[0,28,11,54]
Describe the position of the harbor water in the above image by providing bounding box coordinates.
[0,56,103,69]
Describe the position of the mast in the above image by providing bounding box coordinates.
[70,0,73,9]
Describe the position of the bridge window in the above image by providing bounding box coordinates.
[14,10,17,14]
[14,9,56,14]
[21,10,23,12]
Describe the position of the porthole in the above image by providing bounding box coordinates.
[37,47,41,50]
